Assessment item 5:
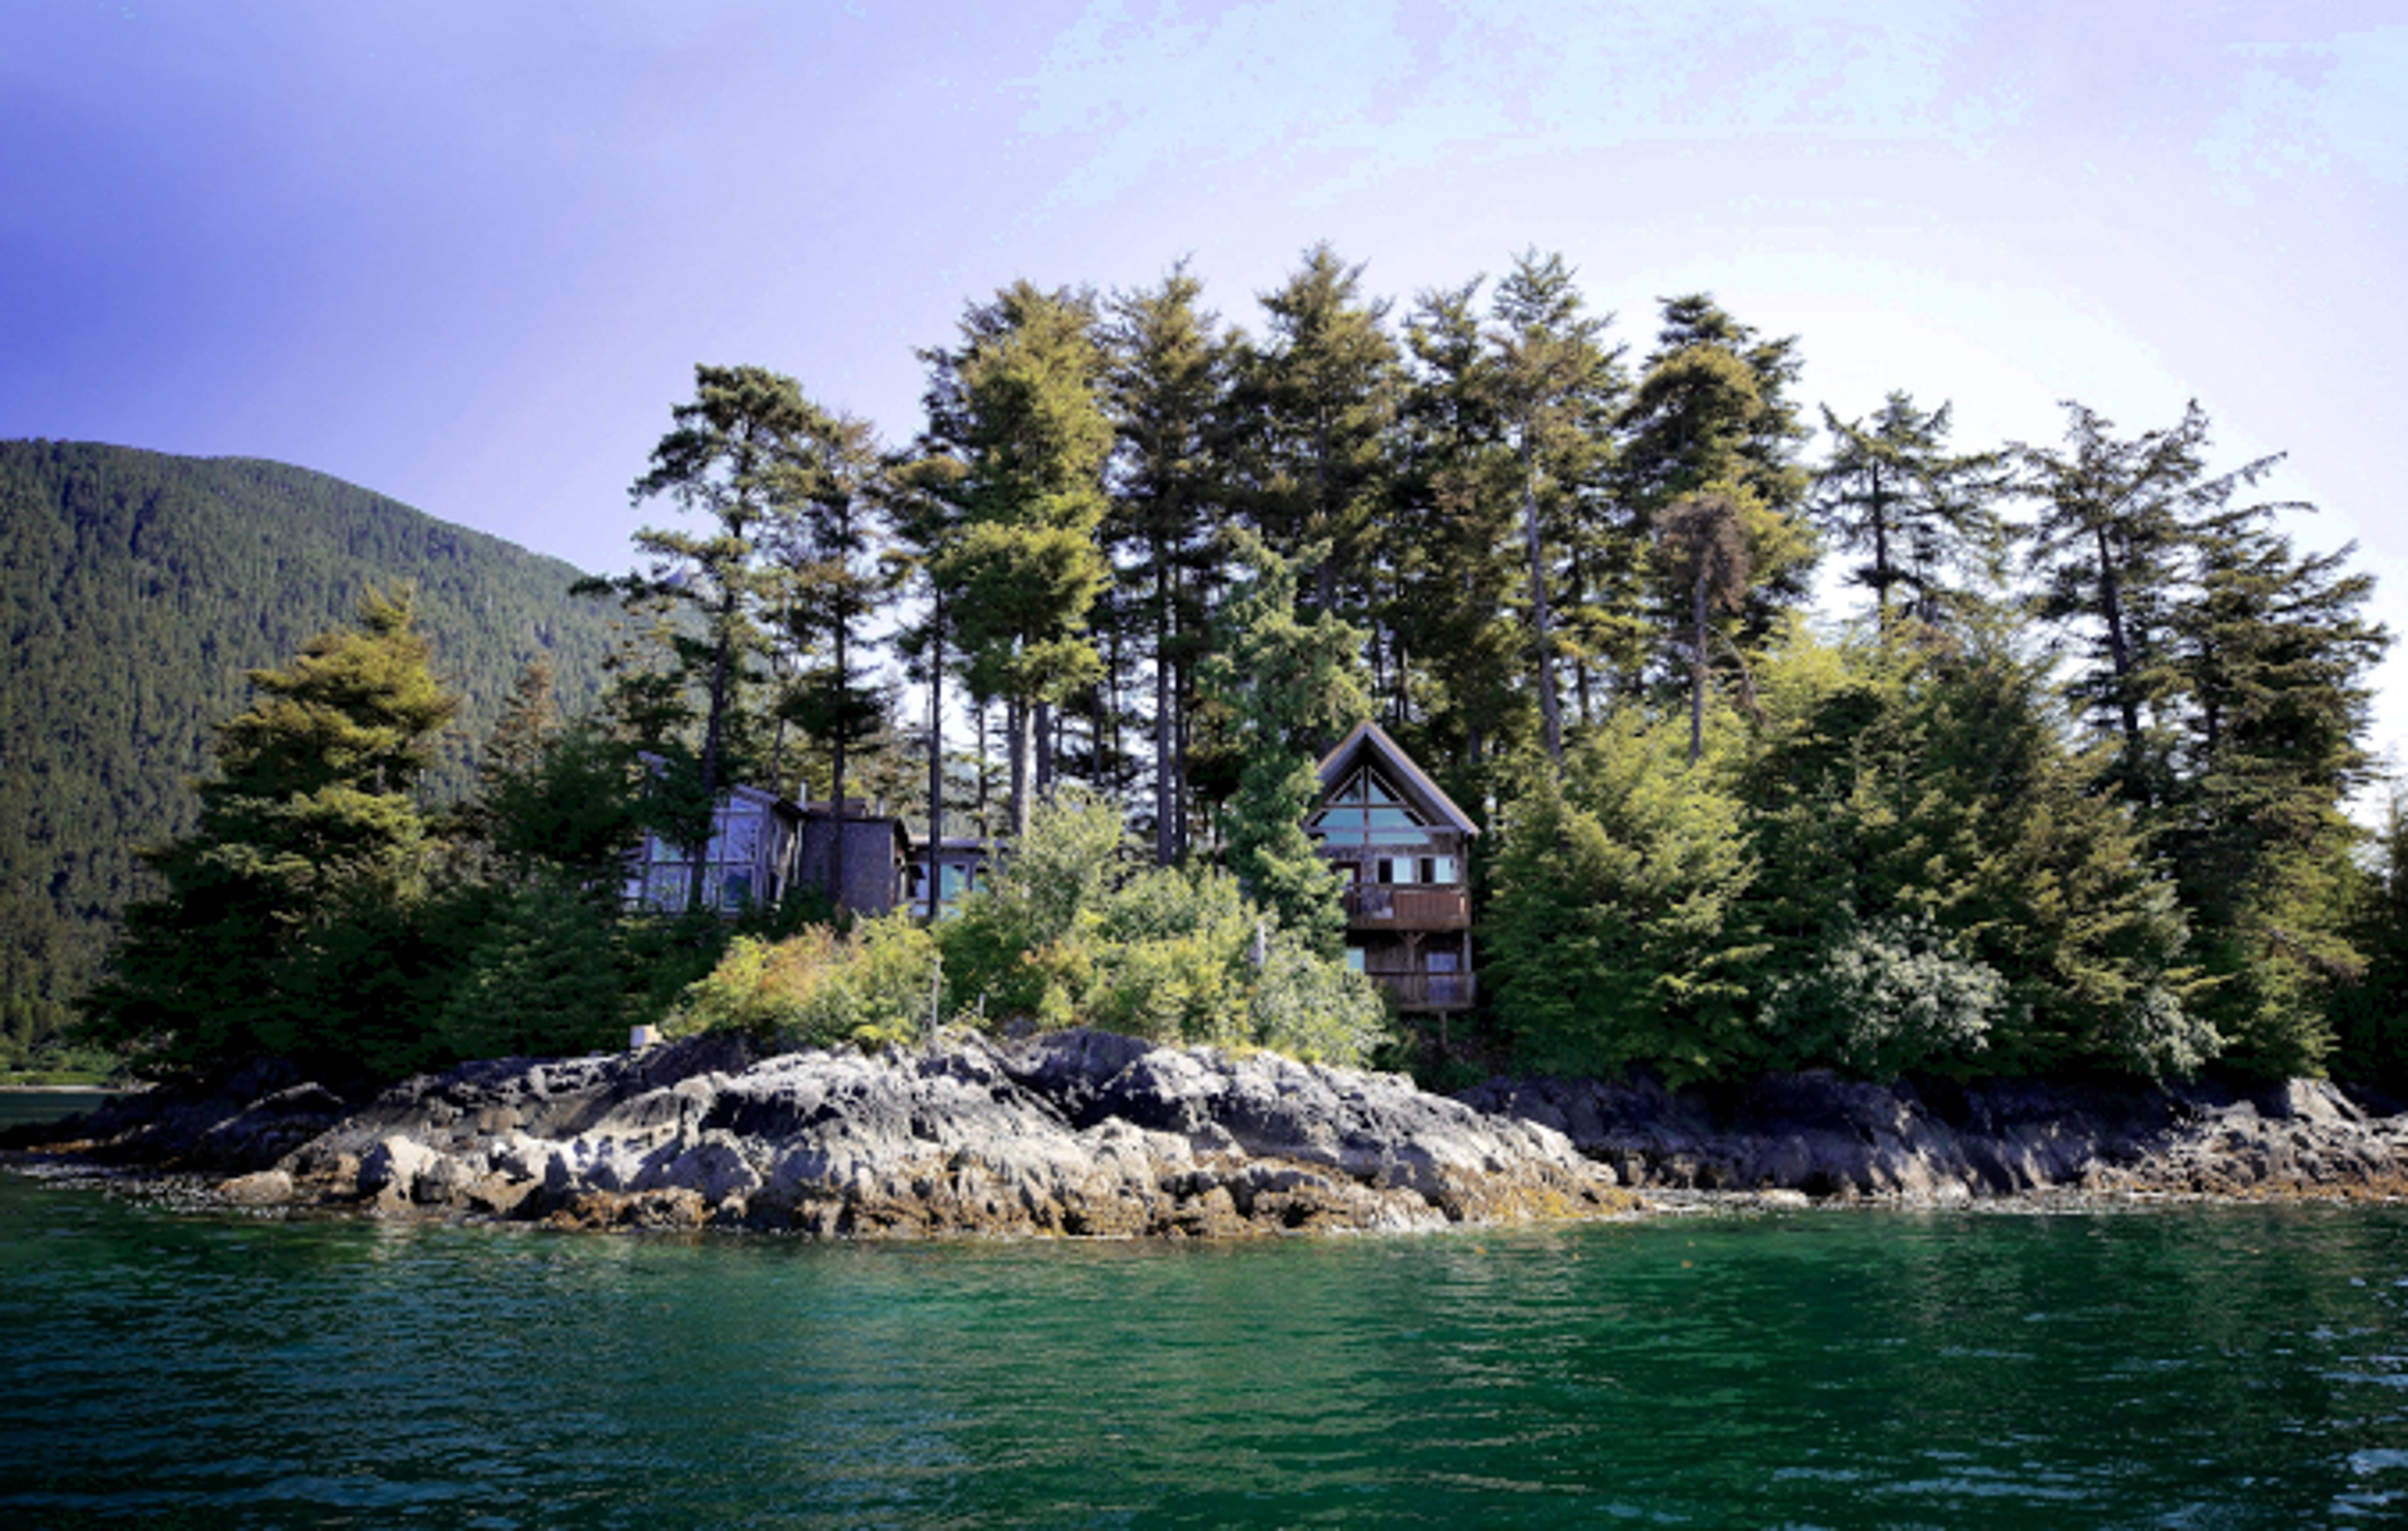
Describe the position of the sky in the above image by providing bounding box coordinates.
[7,0,2406,757]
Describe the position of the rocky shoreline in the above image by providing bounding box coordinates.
[12,1030,2408,1237]
[1,1029,1630,1236]
[1460,1068,2408,1202]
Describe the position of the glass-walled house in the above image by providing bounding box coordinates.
[623,780,801,915]
[1305,721,1478,1011]
[620,757,911,918]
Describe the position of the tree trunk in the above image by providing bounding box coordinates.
[1008,696,1033,839]
[2094,525,2141,753]
[1523,434,1563,764]
[1154,544,1175,866]
[1034,698,1055,799]
[690,583,739,916]
[829,620,850,915]
[1173,659,1192,862]
[1690,564,1709,766]
[1870,464,1894,634]
[925,591,944,922]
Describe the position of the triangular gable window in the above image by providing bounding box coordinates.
[1309,767,1428,847]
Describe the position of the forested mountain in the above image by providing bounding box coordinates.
[0,441,611,1060]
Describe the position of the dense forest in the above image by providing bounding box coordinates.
[0,443,614,1073]
[58,241,2408,1092]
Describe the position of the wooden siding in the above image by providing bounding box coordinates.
[1365,967,1478,1011]
[1342,885,1471,930]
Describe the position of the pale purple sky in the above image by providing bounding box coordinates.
[8,1,2405,754]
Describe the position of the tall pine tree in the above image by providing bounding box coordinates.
[920,281,1114,839]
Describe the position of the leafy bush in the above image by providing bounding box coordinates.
[1086,866,1254,1046]
[673,913,938,1049]
[936,786,1390,1066]
[1760,913,2008,1078]
[1249,930,1388,1066]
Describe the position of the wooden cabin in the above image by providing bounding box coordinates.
[1306,721,1478,1012]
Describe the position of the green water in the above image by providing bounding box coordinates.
[4,1171,2407,1527]
[0,1092,116,1130]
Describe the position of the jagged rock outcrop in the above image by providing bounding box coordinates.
[9,1030,1631,1236]
[26,1038,2408,1229]
[1459,1069,2408,1201]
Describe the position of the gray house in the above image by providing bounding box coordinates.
[621,760,911,918]
[621,779,801,916]
[793,802,912,916]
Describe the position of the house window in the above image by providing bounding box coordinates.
[1427,951,1459,974]
[1344,947,1366,972]
[1307,768,1433,849]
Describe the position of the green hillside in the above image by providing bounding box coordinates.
[0,440,613,1061]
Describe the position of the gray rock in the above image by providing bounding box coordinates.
[1457,1069,2408,1202]
[85,1029,1627,1238]
[220,1168,293,1206]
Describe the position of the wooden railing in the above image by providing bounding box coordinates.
[1365,969,1478,1011]
[1341,885,1471,929]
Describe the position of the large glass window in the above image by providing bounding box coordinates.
[1309,768,1433,849]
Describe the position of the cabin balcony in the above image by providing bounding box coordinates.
[1341,885,1471,931]
[1365,967,1478,1012]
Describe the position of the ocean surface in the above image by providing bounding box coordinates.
[0,1092,119,1130]
[4,1164,2407,1528]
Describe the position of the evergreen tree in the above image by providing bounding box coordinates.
[2333,796,2408,1090]
[764,401,894,905]
[1229,243,1400,616]
[1103,262,1228,865]
[1490,250,1624,762]
[1617,295,1817,655]
[885,446,968,917]
[2160,503,2388,1074]
[919,281,1115,839]
[1388,276,1523,781]
[1485,720,1755,1082]
[1735,629,2208,1078]
[1812,391,2004,632]
[432,872,632,1061]
[1198,532,1371,955]
[594,364,818,908]
[2018,399,2241,804]
[469,710,643,898]
[79,587,459,1075]
[1654,492,1753,764]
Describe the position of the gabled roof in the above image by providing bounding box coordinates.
[1313,720,1479,837]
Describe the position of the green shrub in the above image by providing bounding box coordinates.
[673,912,939,1049]
[934,786,1389,1065]
[1759,913,2009,1078]
[433,875,631,1061]
[1249,930,1388,1067]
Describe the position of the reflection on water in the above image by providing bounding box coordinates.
[0,1090,116,1130]
[3,1172,2406,1527]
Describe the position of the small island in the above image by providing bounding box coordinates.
[13,263,2408,1240]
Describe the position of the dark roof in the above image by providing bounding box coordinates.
[1313,720,1479,836]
